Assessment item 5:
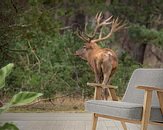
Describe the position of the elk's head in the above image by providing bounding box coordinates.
[75,12,126,60]
[75,42,98,60]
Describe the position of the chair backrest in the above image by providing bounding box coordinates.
[122,68,163,107]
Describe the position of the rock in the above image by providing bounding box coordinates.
[143,44,163,68]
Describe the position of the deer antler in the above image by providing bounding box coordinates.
[76,12,126,43]
[84,12,113,41]
[92,17,127,43]
[76,29,90,42]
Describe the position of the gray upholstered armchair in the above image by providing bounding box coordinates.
[85,68,163,130]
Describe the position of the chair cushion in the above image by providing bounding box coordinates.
[85,100,163,122]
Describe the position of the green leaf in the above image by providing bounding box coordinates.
[0,63,14,89]
[10,92,42,107]
[0,123,19,130]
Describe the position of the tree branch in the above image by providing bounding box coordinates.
[10,0,18,13]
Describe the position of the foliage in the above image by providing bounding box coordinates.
[0,91,42,114]
[9,30,93,98]
[0,63,43,130]
[0,0,162,100]
[109,0,163,48]
[111,53,142,96]
[0,64,14,89]
[0,1,95,97]
[0,123,19,130]
[129,25,163,47]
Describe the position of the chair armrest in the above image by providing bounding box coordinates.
[136,86,163,92]
[87,82,118,89]
[137,86,163,124]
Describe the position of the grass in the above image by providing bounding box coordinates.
[9,96,85,112]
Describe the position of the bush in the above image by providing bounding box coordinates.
[7,29,94,98]
[129,24,163,47]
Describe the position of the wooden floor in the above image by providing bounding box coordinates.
[0,113,138,130]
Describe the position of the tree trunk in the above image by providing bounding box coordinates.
[120,30,147,64]
[133,43,147,63]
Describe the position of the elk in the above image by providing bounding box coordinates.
[75,12,126,100]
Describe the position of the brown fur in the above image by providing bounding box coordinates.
[75,12,125,99]
[75,42,118,99]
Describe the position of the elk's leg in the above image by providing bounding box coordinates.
[102,68,118,101]
[107,67,117,84]
[93,59,103,99]
[103,64,118,101]
[94,60,102,83]
[102,61,112,100]
[101,58,112,84]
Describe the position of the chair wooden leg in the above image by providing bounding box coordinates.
[141,90,152,130]
[92,113,98,130]
[109,88,118,101]
[121,121,127,130]
[157,91,163,114]
[94,87,102,100]
[141,122,148,130]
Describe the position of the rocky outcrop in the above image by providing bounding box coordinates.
[143,44,163,68]
[118,30,163,68]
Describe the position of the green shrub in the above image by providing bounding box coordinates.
[129,24,163,47]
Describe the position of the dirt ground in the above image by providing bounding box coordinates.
[9,96,86,112]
